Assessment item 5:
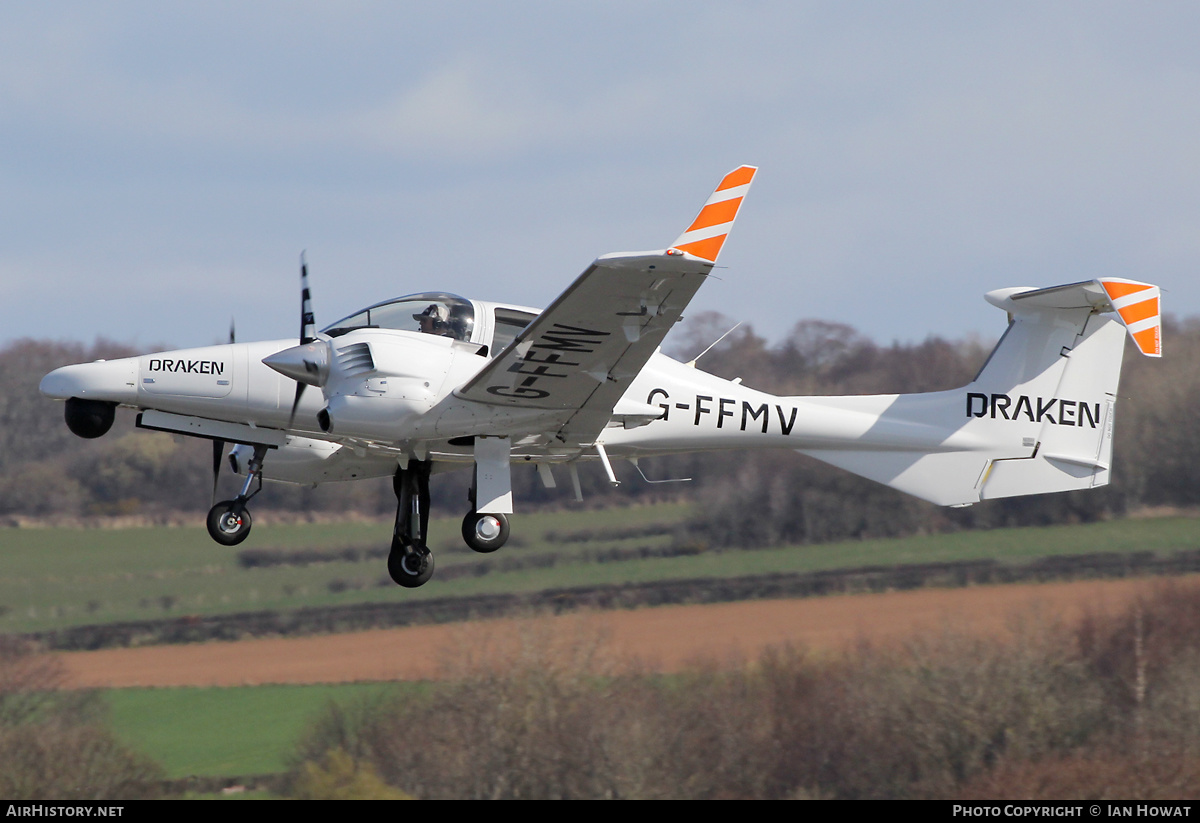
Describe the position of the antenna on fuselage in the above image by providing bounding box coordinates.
[685,321,742,369]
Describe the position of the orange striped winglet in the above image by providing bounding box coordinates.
[670,165,758,262]
[1100,278,1162,357]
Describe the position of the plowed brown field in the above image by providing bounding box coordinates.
[55,577,1193,688]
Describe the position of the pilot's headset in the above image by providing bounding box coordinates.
[414,304,450,334]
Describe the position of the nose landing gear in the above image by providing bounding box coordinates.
[206,501,252,545]
[206,444,267,546]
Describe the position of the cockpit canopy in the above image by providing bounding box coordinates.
[322,293,475,341]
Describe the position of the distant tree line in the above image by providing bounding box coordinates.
[1,310,1194,545]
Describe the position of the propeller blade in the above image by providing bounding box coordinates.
[287,252,317,429]
[300,252,315,345]
[228,318,236,345]
[211,438,225,505]
[288,382,306,429]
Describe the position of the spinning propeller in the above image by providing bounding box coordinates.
[261,254,333,428]
[216,256,333,500]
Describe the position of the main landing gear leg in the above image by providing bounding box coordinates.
[387,459,435,588]
[461,436,512,554]
[462,465,510,554]
[206,444,267,546]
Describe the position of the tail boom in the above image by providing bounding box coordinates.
[796,278,1157,506]
[607,277,1156,508]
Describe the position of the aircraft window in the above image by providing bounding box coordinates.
[491,308,537,354]
[323,294,475,341]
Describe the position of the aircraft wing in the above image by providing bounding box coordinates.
[456,165,757,445]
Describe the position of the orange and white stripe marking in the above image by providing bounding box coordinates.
[1100,278,1162,357]
[670,165,757,262]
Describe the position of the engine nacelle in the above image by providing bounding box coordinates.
[318,393,436,442]
[312,330,457,441]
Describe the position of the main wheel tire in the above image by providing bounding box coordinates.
[461,511,509,553]
[206,501,252,546]
[388,545,435,588]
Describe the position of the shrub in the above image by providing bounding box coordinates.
[291,748,411,800]
[0,638,164,799]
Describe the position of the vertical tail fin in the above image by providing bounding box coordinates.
[798,278,1160,506]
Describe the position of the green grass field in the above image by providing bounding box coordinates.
[3,504,1200,635]
[0,504,686,633]
[104,682,410,779]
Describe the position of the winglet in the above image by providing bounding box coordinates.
[1099,278,1162,357]
[670,165,758,262]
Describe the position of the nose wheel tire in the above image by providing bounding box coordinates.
[388,544,435,588]
[206,501,253,546]
[461,511,509,553]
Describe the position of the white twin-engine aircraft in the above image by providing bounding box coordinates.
[41,166,1162,587]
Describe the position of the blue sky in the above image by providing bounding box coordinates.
[3,2,1198,351]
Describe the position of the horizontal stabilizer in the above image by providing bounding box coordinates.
[992,277,1162,358]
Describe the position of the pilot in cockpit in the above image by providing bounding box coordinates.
[414,304,451,336]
